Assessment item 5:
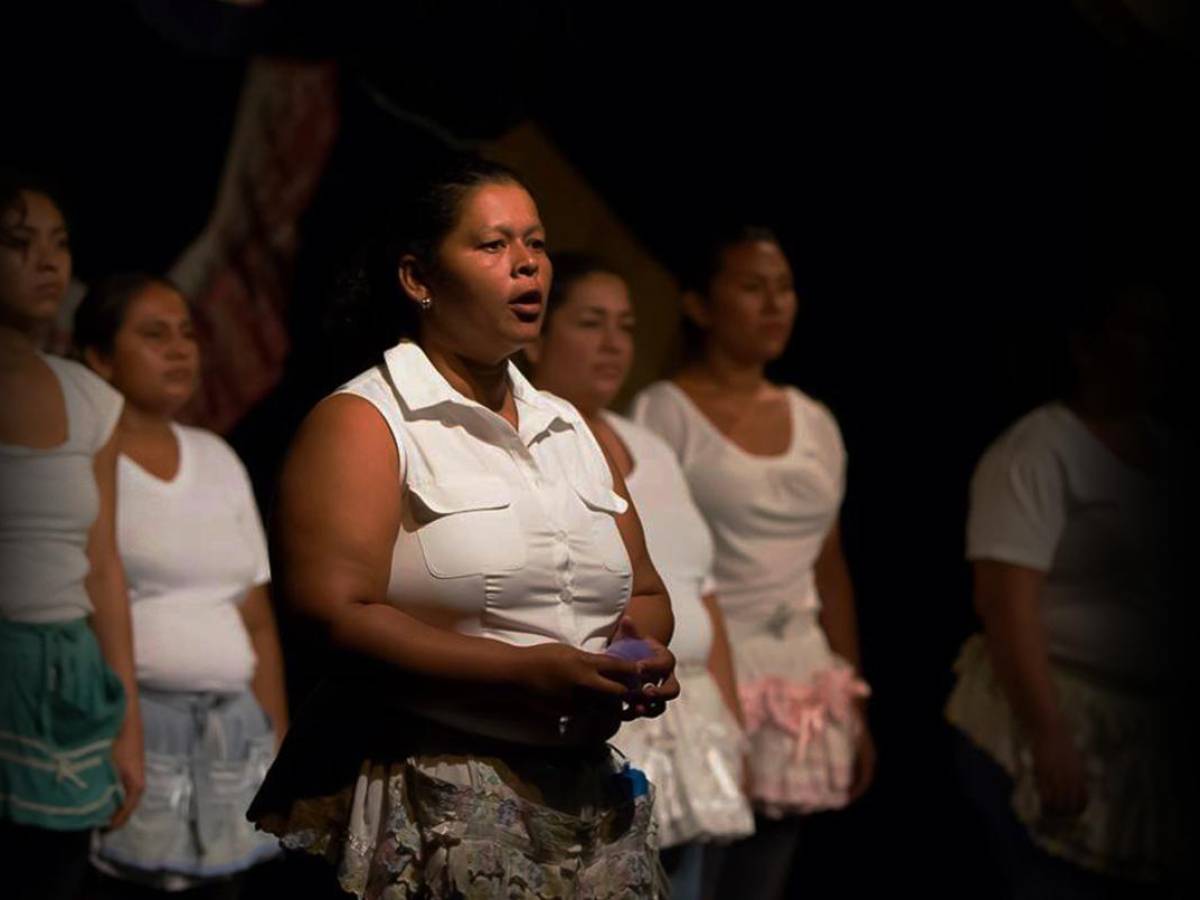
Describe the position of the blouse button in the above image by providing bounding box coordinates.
[560,589,572,604]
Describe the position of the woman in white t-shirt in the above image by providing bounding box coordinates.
[632,226,874,900]
[945,282,1174,893]
[523,253,755,899]
[1,172,143,900]
[73,274,287,898]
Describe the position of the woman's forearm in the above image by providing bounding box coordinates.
[86,433,140,733]
[702,594,744,727]
[321,598,529,687]
[241,587,289,738]
[816,576,861,669]
[973,560,1065,737]
[622,589,673,647]
[88,559,139,722]
[814,523,863,670]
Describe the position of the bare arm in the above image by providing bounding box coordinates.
[282,395,540,681]
[239,584,288,744]
[85,427,143,827]
[972,558,1087,816]
[702,593,744,727]
[814,519,862,669]
[972,560,1063,735]
[277,396,638,714]
[814,517,875,799]
[606,459,673,648]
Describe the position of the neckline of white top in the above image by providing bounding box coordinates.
[1048,401,1163,484]
[382,341,583,449]
[599,410,640,482]
[119,421,189,490]
[660,379,800,461]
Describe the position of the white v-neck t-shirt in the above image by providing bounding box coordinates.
[631,381,845,630]
[118,424,270,693]
[0,354,123,623]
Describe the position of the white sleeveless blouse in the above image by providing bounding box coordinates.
[336,343,633,739]
[333,343,638,739]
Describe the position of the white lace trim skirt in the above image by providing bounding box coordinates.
[945,634,1181,882]
[611,663,754,848]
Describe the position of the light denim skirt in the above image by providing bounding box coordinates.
[93,687,280,884]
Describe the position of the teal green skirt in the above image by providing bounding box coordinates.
[0,617,126,830]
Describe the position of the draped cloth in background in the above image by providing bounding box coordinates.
[171,58,339,433]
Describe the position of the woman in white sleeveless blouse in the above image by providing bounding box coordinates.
[249,159,678,899]
[633,227,874,900]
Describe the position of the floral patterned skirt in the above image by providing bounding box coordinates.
[248,681,667,899]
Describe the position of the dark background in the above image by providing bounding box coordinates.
[5,1,1192,893]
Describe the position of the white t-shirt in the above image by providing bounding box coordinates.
[603,411,716,666]
[336,342,634,742]
[119,424,270,693]
[0,354,123,623]
[966,403,1169,683]
[631,381,845,630]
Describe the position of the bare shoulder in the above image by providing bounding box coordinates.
[283,393,401,494]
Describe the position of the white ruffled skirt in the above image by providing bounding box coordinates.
[611,663,755,848]
[728,611,869,818]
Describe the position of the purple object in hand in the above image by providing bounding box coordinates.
[606,638,656,689]
[605,637,655,663]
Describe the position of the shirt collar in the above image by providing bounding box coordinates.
[382,341,581,440]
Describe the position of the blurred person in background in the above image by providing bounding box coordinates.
[633,226,874,900]
[525,252,755,899]
[74,274,286,899]
[945,278,1174,897]
[0,170,143,900]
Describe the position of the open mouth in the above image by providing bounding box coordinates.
[509,289,543,323]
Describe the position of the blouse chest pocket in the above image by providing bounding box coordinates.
[407,477,527,579]
[571,480,632,574]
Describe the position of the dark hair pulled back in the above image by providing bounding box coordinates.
[72,272,184,358]
[543,251,625,329]
[0,168,70,249]
[322,155,527,382]
[677,224,784,361]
